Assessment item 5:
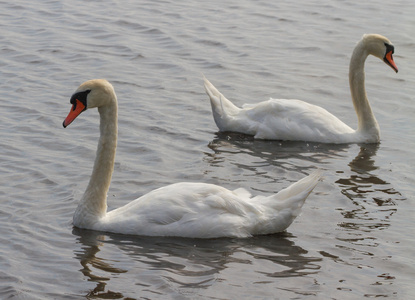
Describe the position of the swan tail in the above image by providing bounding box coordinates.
[203,77,241,130]
[249,170,322,235]
[270,170,323,215]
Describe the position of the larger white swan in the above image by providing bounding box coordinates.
[204,34,398,144]
[63,79,322,238]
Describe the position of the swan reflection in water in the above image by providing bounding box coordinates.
[73,228,321,298]
[72,229,126,299]
[336,143,404,233]
[332,143,404,293]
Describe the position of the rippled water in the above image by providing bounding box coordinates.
[1,0,414,299]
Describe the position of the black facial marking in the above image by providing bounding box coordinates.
[384,42,394,55]
[70,89,91,110]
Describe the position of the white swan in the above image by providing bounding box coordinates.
[63,79,322,238]
[204,34,398,144]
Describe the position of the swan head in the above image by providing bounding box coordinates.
[63,79,116,128]
[362,34,398,73]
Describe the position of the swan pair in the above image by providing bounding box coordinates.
[63,34,397,238]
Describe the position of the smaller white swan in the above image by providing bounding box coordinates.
[63,79,321,238]
[204,34,398,144]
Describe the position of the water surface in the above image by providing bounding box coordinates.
[0,0,414,299]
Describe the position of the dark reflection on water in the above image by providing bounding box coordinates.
[204,132,350,194]
[337,144,403,206]
[73,229,127,299]
[73,228,322,299]
[207,131,351,167]
[336,144,404,232]
[328,144,405,297]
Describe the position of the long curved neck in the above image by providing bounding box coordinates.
[349,40,379,135]
[75,99,118,223]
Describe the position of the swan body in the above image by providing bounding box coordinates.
[204,34,398,144]
[63,79,321,238]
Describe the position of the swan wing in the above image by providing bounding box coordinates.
[99,171,321,238]
[204,78,355,143]
[101,182,261,238]
[241,99,355,142]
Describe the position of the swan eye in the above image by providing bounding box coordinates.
[70,89,91,109]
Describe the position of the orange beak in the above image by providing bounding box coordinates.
[63,99,86,128]
[384,51,398,73]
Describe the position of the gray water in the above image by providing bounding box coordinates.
[1,0,414,299]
